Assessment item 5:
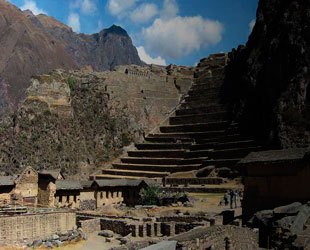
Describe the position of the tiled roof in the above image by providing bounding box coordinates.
[93,179,148,188]
[39,169,63,180]
[239,148,310,164]
[56,180,82,190]
[0,176,14,186]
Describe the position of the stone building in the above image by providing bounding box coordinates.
[239,148,310,222]
[38,169,64,207]
[0,176,14,205]
[55,180,82,209]
[80,181,96,210]
[91,179,149,208]
[13,166,38,206]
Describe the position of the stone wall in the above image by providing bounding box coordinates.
[172,225,259,250]
[14,167,38,205]
[95,190,124,208]
[55,191,80,209]
[77,218,101,234]
[0,211,76,245]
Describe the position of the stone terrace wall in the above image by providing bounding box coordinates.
[172,225,259,250]
[0,211,76,245]
[102,71,193,132]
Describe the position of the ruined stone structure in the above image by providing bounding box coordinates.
[171,225,259,250]
[0,176,14,205]
[0,210,76,245]
[93,53,262,181]
[91,179,149,207]
[13,166,38,206]
[38,169,64,207]
[54,180,82,209]
[240,148,310,222]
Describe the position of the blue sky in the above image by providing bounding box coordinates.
[8,0,258,66]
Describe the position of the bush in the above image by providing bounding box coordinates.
[139,184,161,205]
[67,77,77,91]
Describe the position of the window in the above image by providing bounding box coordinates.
[100,192,103,199]
[106,191,108,199]
[59,196,62,203]
[74,196,77,202]
[67,196,69,202]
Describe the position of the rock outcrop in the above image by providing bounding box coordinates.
[222,0,310,148]
[0,0,142,114]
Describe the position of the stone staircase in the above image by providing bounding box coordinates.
[92,54,263,181]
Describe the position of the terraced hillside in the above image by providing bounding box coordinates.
[92,54,264,181]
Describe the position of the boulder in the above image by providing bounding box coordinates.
[51,234,59,240]
[53,240,63,247]
[98,230,114,238]
[32,240,43,248]
[196,166,215,177]
[290,204,310,234]
[275,216,296,230]
[273,202,302,215]
[44,241,54,248]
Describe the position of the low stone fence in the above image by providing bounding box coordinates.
[0,211,76,245]
[77,218,100,234]
[171,225,259,250]
[161,187,229,193]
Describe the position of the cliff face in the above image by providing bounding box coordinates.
[0,0,142,114]
[0,66,193,177]
[222,0,310,148]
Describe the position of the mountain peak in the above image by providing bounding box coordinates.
[104,24,128,36]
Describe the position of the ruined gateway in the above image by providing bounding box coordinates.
[0,0,308,249]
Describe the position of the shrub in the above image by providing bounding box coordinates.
[67,77,77,91]
[139,184,161,205]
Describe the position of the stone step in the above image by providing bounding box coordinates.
[92,174,144,180]
[184,95,220,103]
[188,87,222,97]
[160,121,229,133]
[195,134,246,144]
[191,81,223,90]
[120,157,208,165]
[176,105,226,116]
[187,147,258,159]
[100,168,170,178]
[127,149,185,158]
[112,163,203,173]
[135,143,191,150]
[190,140,257,151]
[203,158,241,168]
[147,131,227,140]
[180,100,222,109]
[169,112,227,125]
[144,136,193,143]
[208,146,263,159]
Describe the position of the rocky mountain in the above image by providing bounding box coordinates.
[222,0,310,148]
[0,0,77,112]
[0,0,142,114]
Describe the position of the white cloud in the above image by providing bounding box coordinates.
[20,0,47,15]
[130,3,158,23]
[107,0,137,17]
[249,19,255,32]
[67,13,80,32]
[161,0,178,20]
[70,0,97,15]
[137,46,166,66]
[142,16,224,59]
[81,0,97,14]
